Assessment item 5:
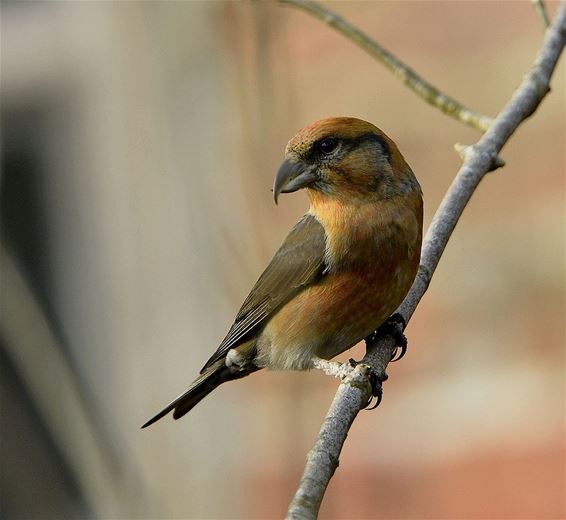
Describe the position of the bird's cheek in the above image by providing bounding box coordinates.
[316,169,338,192]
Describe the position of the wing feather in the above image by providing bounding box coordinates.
[200,213,326,372]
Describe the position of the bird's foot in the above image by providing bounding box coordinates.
[366,313,408,362]
[348,358,388,410]
[311,357,387,410]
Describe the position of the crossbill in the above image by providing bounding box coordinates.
[142,117,423,428]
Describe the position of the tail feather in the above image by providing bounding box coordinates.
[142,360,230,429]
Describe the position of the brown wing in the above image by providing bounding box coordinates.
[200,213,326,372]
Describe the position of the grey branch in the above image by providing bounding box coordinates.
[454,143,505,171]
[532,0,551,29]
[279,0,494,132]
[286,3,566,519]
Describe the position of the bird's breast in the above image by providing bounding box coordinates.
[256,261,416,370]
[257,245,419,370]
[254,196,422,371]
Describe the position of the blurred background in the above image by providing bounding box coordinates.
[1,1,564,519]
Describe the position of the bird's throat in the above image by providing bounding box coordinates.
[309,193,421,272]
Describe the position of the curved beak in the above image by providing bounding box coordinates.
[273,159,318,204]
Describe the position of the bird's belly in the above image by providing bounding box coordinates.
[256,263,415,371]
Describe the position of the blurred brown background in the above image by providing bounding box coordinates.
[1,1,564,519]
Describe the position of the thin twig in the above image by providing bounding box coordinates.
[286,3,566,518]
[279,0,494,132]
[532,0,551,29]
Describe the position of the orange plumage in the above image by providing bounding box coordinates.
[142,117,423,428]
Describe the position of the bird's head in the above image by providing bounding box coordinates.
[273,117,420,204]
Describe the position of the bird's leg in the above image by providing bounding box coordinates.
[366,313,408,362]
[310,357,357,379]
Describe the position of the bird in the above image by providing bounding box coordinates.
[142,116,423,428]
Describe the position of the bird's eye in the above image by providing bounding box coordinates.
[318,138,337,155]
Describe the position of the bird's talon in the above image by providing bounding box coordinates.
[390,343,407,362]
[365,390,382,410]
[363,368,385,410]
[389,334,407,362]
[366,313,409,361]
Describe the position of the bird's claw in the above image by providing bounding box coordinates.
[348,358,386,410]
[390,342,407,362]
[365,369,383,410]
[366,313,408,362]
[355,313,409,410]
[388,313,408,362]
